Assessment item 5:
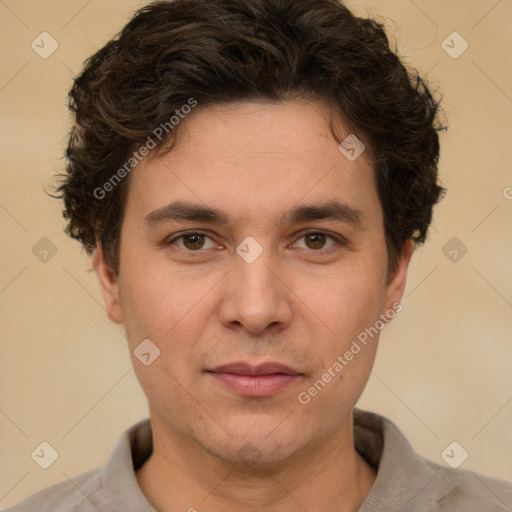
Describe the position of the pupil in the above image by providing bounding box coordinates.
[307,233,325,249]
[185,234,204,250]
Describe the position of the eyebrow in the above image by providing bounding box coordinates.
[279,201,363,227]
[144,200,229,226]
[144,200,364,228]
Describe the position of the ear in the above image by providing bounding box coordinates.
[92,243,123,324]
[383,239,415,315]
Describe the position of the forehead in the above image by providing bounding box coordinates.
[125,100,381,228]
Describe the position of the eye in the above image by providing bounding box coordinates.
[292,231,342,252]
[168,232,218,251]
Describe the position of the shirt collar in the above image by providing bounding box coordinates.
[101,409,447,511]
[353,408,441,511]
[102,418,156,510]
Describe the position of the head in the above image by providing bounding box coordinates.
[58,0,445,468]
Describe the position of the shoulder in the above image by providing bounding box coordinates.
[4,419,153,512]
[354,409,512,511]
[422,459,512,511]
[4,467,107,512]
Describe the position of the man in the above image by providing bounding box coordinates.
[7,0,512,510]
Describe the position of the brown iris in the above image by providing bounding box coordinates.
[304,233,327,250]
[183,234,206,250]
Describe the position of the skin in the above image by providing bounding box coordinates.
[93,99,414,512]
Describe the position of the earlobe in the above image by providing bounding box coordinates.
[383,239,415,316]
[92,244,123,324]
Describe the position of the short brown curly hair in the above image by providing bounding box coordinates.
[58,0,445,275]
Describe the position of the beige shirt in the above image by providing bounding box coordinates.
[6,409,512,511]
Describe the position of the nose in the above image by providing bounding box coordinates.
[218,251,293,335]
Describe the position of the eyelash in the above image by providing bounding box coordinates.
[165,230,347,255]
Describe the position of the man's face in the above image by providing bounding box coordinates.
[95,100,411,467]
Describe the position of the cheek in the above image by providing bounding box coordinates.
[295,271,384,420]
[118,261,222,396]
[296,263,387,341]
[291,262,386,404]
[118,254,217,341]
[120,269,211,428]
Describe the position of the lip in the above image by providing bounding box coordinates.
[207,362,303,397]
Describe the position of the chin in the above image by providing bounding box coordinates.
[198,414,311,470]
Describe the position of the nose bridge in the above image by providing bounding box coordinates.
[237,251,276,296]
[234,234,277,291]
[219,243,292,333]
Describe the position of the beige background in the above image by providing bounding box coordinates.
[1,0,511,507]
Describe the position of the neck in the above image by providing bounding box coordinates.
[136,410,376,512]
